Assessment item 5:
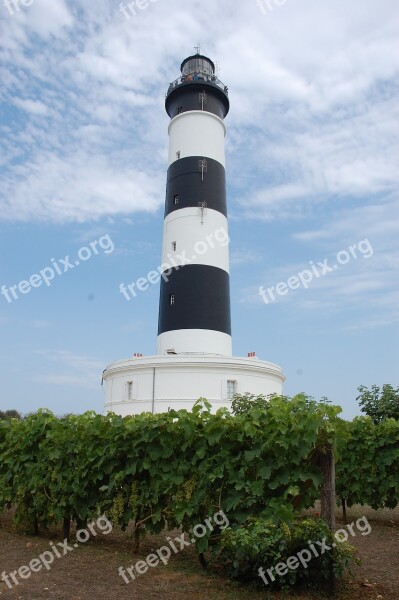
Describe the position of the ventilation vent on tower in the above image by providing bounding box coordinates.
[199,91,207,110]
[198,201,207,224]
[199,158,207,181]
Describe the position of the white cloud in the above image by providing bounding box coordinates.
[12,97,49,115]
[0,0,397,227]
[34,349,104,389]
[230,249,261,266]
[1,151,162,222]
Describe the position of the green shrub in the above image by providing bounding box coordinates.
[215,517,357,590]
[0,395,344,544]
[336,416,399,509]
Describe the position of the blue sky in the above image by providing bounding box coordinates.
[0,0,398,419]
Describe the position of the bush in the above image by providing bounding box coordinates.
[357,384,399,423]
[231,393,271,415]
[214,517,357,590]
[0,396,345,545]
[336,416,399,509]
[0,410,21,420]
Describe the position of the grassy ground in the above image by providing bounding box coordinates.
[0,506,398,599]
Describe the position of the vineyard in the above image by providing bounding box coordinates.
[0,394,398,592]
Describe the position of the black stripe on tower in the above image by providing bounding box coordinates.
[165,157,226,218]
[166,82,229,120]
[158,265,231,335]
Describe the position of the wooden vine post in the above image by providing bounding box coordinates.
[320,443,336,596]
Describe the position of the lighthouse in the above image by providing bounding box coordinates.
[158,53,231,357]
[103,52,285,416]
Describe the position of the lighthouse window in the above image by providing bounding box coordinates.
[127,381,133,400]
[169,294,175,306]
[176,151,181,159]
[182,57,214,77]
[172,241,177,251]
[174,194,179,205]
[227,380,237,400]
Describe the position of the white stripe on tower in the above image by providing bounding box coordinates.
[168,111,226,167]
[162,208,229,271]
[157,53,232,356]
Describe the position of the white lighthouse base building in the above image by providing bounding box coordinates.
[103,354,285,416]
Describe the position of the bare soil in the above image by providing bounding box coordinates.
[0,505,397,600]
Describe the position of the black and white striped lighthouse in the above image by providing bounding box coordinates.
[103,52,285,415]
[157,53,232,356]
